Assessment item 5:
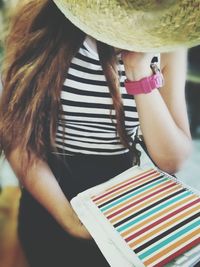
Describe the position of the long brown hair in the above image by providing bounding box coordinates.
[0,0,140,172]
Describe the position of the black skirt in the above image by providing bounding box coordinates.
[18,152,133,267]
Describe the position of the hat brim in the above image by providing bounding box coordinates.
[53,0,200,53]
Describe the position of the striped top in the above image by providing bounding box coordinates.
[55,36,140,156]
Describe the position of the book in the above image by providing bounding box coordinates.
[71,166,200,267]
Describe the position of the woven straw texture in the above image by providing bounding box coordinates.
[53,0,200,52]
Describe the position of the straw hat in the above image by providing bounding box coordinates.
[53,0,200,53]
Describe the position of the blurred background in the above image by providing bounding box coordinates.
[0,1,200,267]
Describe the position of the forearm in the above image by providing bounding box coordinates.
[122,50,192,173]
[21,160,75,232]
[7,149,81,235]
[135,89,192,173]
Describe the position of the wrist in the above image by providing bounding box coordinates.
[124,71,164,95]
[125,67,153,81]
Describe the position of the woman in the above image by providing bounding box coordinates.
[0,1,193,266]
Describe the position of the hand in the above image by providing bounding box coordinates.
[66,209,92,240]
[121,51,155,81]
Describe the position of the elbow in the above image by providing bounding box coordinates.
[152,142,193,175]
[156,159,184,175]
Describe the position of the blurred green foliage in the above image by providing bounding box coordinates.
[0,0,4,9]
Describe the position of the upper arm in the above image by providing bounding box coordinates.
[160,49,191,138]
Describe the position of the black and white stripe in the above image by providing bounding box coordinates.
[55,38,140,155]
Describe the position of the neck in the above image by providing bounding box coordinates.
[86,35,123,56]
[85,35,98,54]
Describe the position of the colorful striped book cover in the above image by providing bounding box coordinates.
[71,166,200,267]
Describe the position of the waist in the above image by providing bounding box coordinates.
[55,130,137,156]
